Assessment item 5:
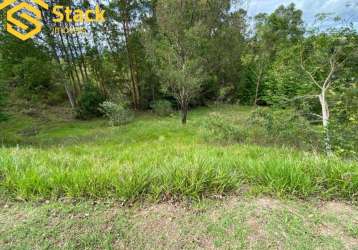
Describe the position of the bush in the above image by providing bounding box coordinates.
[201,109,321,151]
[249,109,322,150]
[330,117,358,160]
[150,100,173,116]
[76,85,105,119]
[201,112,247,144]
[99,101,134,126]
[329,87,358,159]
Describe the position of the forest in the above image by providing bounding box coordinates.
[0,0,358,249]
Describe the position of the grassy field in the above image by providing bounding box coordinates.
[0,105,357,201]
[1,105,358,249]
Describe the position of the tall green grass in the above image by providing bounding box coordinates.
[0,106,357,201]
[1,144,357,201]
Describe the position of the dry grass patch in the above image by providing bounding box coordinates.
[1,197,358,249]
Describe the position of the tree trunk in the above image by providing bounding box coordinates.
[253,62,264,106]
[181,102,188,125]
[121,1,140,110]
[58,31,81,97]
[319,91,332,155]
[40,8,76,108]
[74,28,89,81]
[64,83,75,108]
[253,72,262,106]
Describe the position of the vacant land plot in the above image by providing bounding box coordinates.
[1,106,357,249]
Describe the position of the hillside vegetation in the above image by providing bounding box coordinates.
[1,106,357,202]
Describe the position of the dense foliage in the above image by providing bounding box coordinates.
[0,1,357,157]
[76,84,106,119]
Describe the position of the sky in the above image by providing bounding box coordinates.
[240,0,358,29]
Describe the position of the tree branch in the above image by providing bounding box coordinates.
[323,54,337,89]
[300,49,323,90]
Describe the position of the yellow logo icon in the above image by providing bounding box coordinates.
[0,0,48,41]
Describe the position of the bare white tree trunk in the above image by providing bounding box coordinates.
[319,90,332,154]
[300,48,340,155]
[253,69,263,106]
[64,84,75,109]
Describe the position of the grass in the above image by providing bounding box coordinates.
[0,105,357,201]
[1,105,357,249]
[1,196,357,249]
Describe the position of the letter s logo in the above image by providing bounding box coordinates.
[0,0,48,41]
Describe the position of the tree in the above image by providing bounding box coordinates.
[146,0,207,124]
[197,4,247,104]
[243,40,271,106]
[103,0,149,109]
[300,25,357,154]
[148,28,205,124]
[0,30,57,102]
[157,42,204,124]
[249,3,304,105]
[260,44,316,107]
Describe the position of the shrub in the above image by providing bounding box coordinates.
[99,101,134,126]
[76,85,105,119]
[330,117,358,160]
[201,109,321,151]
[249,108,322,150]
[150,100,173,116]
[200,112,248,144]
[329,87,358,159]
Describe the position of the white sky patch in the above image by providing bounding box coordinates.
[242,0,358,29]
